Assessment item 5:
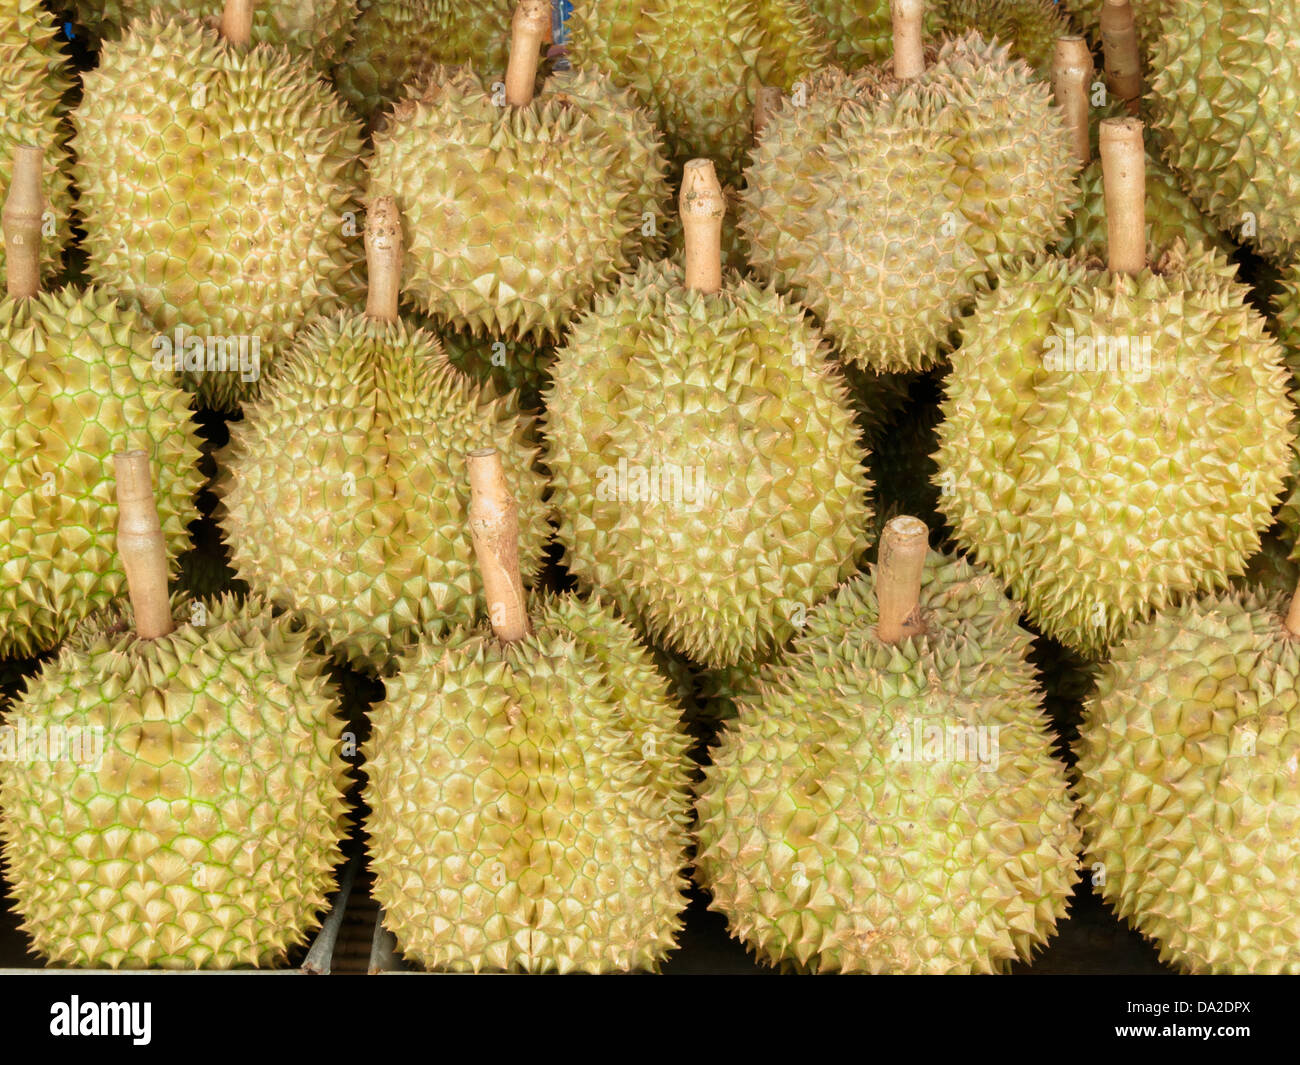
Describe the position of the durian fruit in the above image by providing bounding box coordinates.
[1051,38,1228,259]
[935,118,1295,657]
[1076,578,1300,972]
[0,146,201,659]
[0,451,350,968]
[217,197,549,674]
[544,159,872,669]
[365,447,693,973]
[333,0,519,123]
[0,0,72,282]
[1148,0,1300,261]
[69,0,357,69]
[695,516,1081,973]
[565,0,826,184]
[72,0,367,411]
[368,1,669,344]
[742,5,1079,373]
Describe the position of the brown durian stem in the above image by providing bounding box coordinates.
[681,159,724,295]
[876,515,929,645]
[364,196,403,323]
[891,0,926,80]
[113,451,175,641]
[1052,36,1094,167]
[505,0,549,107]
[468,448,531,644]
[220,0,254,46]
[1099,117,1145,275]
[1285,581,1300,637]
[3,145,43,299]
[1100,0,1141,109]
[754,86,785,138]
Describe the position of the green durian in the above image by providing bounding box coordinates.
[217,198,550,675]
[1148,0,1300,261]
[544,161,872,669]
[565,0,826,184]
[71,7,367,411]
[696,521,1081,973]
[1076,585,1300,973]
[0,457,350,969]
[365,449,692,973]
[0,0,72,281]
[333,0,519,122]
[368,26,669,344]
[742,33,1079,373]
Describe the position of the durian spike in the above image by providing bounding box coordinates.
[1052,36,1094,167]
[754,86,785,138]
[220,0,254,46]
[364,196,403,323]
[1099,0,1141,110]
[1099,117,1146,275]
[2,145,42,299]
[681,159,725,295]
[1286,581,1300,637]
[891,0,926,80]
[505,0,549,107]
[467,447,531,643]
[876,515,929,644]
[112,450,175,641]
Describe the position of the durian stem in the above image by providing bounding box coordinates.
[753,86,785,138]
[891,0,926,80]
[1100,0,1141,110]
[681,159,724,295]
[112,451,175,641]
[2,145,43,299]
[505,0,549,107]
[1099,117,1146,275]
[1285,580,1300,637]
[876,515,929,645]
[219,0,254,46]
[1052,36,1094,167]
[364,196,403,323]
[467,448,531,644]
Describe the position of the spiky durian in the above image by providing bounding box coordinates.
[71,1,366,411]
[0,0,72,281]
[69,0,357,68]
[368,4,668,343]
[1148,0,1300,261]
[0,147,201,659]
[565,0,826,183]
[544,161,871,669]
[1076,583,1300,973]
[695,517,1081,973]
[217,198,549,675]
[742,22,1078,373]
[935,119,1294,657]
[333,0,518,122]
[0,453,350,969]
[365,448,692,973]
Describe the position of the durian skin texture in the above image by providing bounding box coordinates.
[0,0,73,281]
[1076,589,1300,973]
[742,35,1079,373]
[369,65,669,344]
[365,594,693,974]
[1149,0,1300,262]
[566,0,826,184]
[217,314,550,676]
[0,594,350,970]
[543,259,872,670]
[0,287,202,659]
[935,243,1295,658]
[695,554,1081,974]
[72,16,367,412]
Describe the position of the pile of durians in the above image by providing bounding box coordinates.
[0,0,1298,975]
